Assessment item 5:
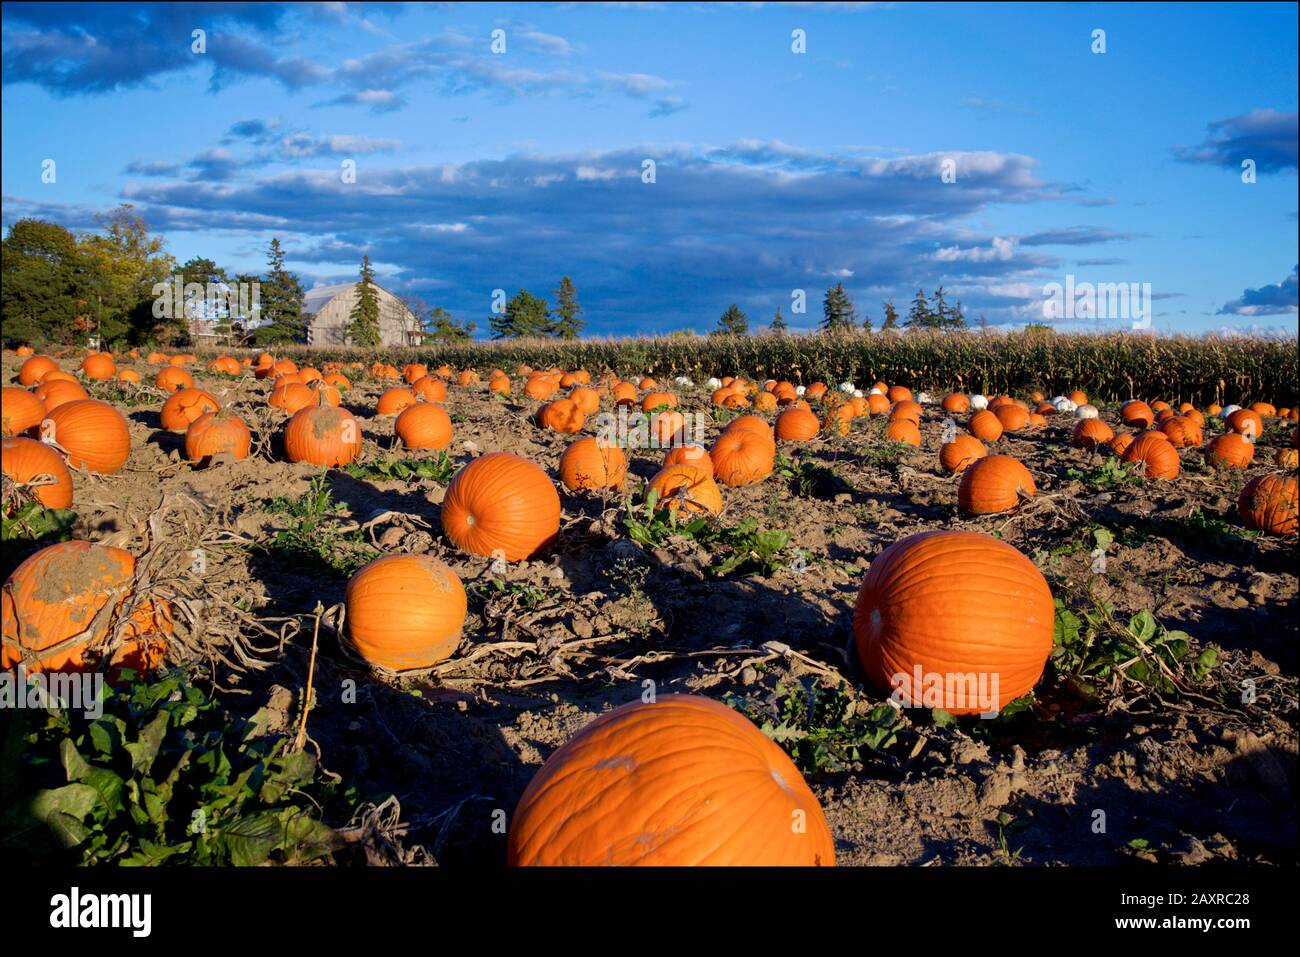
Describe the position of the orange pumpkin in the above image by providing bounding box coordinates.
[1108,433,1134,456]
[885,419,921,447]
[441,453,561,561]
[536,398,586,434]
[345,554,467,670]
[80,353,116,380]
[283,402,363,467]
[1,541,170,674]
[774,407,820,441]
[526,376,560,401]
[18,355,57,386]
[886,385,912,403]
[323,372,351,391]
[412,376,448,402]
[160,388,220,433]
[968,410,1003,442]
[34,379,88,411]
[866,393,890,416]
[569,386,600,414]
[938,435,986,474]
[1237,473,1297,535]
[41,400,130,473]
[641,391,678,412]
[184,410,251,463]
[376,387,418,416]
[2,436,73,509]
[647,464,723,515]
[402,363,428,385]
[710,429,775,487]
[1121,431,1180,480]
[559,437,628,492]
[663,443,714,479]
[1158,416,1202,448]
[1119,400,1154,429]
[724,416,774,441]
[890,400,923,424]
[1071,419,1115,450]
[853,530,1052,714]
[507,695,834,866]
[117,369,141,385]
[1,387,46,437]
[994,404,1029,432]
[395,403,453,450]
[489,375,511,396]
[1226,408,1263,438]
[941,393,970,413]
[155,367,194,393]
[958,455,1036,514]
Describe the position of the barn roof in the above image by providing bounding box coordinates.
[303,282,358,315]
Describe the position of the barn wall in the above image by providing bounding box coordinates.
[305,284,420,347]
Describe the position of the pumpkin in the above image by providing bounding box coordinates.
[852,530,1053,714]
[890,400,923,424]
[344,554,467,670]
[559,437,628,492]
[80,353,116,380]
[885,419,921,446]
[641,391,678,412]
[938,435,986,474]
[958,455,1035,514]
[456,370,481,387]
[866,393,890,415]
[1237,473,1297,535]
[507,694,834,866]
[283,401,363,467]
[40,369,78,385]
[298,367,322,384]
[207,355,241,376]
[1226,408,1263,438]
[1035,402,1057,416]
[1,387,46,437]
[967,410,1003,442]
[646,464,723,515]
[18,356,57,386]
[536,398,586,434]
[753,391,778,412]
[1027,412,1048,428]
[376,387,417,416]
[775,407,820,441]
[2,437,73,509]
[184,410,251,463]
[395,403,453,450]
[1274,447,1299,470]
[611,382,638,406]
[1158,416,1202,448]
[402,363,429,385]
[663,443,715,479]
[15,346,33,356]
[117,369,141,384]
[441,453,560,560]
[1071,418,1115,449]
[488,375,511,396]
[155,367,194,393]
[160,388,220,433]
[886,385,912,403]
[1069,390,1088,406]
[1,540,170,674]
[168,354,189,367]
[323,372,352,391]
[1250,402,1276,418]
[941,393,970,413]
[994,404,1029,432]
[34,379,88,411]
[710,429,775,487]
[569,386,600,414]
[1108,433,1134,456]
[1121,431,1180,480]
[1120,400,1154,429]
[724,416,774,441]
[412,376,448,402]
[41,400,130,473]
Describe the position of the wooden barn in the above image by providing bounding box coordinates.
[303,281,423,347]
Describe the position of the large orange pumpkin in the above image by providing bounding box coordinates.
[1,541,169,674]
[80,353,116,381]
[536,399,586,434]
[558,437,628,492]
[774,407,820,441]
[852,530,1053,715]
[376,387,417,416]
[1121,431,1180,480]
[2,387,46,437]
[1071,419,1114,449]
[34,379,88,411]
[938,435,986,474]
[968,409,1003,442]
[941,393,970,413]
[710,429,775,487]
[647,464,723,515]
[1121,401,1154,429]
[441,453,561,561]
[1226,408,1264,438]
[412,376,448,402]
[41,400,131,473]
[1158,416,1202,448]
[994,404,1029,432]
[885,419,921,447]
[160,388,220,433]
[18,355,57,386]
[395,403,453,450]
[345,554,467,670]
[1237,473,1297,535]
[154,367,194,393]
[663,443,714,479]
[958,455,1036,515]
[184,410,251,463]
[283,402,363,467]
[507,694,834,866]
[2,436,73,509]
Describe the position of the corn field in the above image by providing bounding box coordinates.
[231,330,1298,405]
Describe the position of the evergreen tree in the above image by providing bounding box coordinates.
[491,289,550,338]
[821,282,857,332]
[348,255,382,347]
[861,308,873,333]
[255,237,305,345]
[770,306,788,333]
[881,300,900,332]
[552,276,584,339]
[714,303,748,336]
[931,286,949,328]
[905,288,936,329]
[426,305,475,342]
[946,298,968,330]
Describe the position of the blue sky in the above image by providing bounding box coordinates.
[2,1,1297,337]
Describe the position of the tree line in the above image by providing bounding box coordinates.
[711,282,981,336]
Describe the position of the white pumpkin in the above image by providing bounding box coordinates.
[1054,397,1077,414]
[917,391,933,404]
[1076,404,1099,419]
[705,377,722,390]
[1219,404,1241,419]
[839,381,856,393]
[969,394,989,411]
[795,385,807,396]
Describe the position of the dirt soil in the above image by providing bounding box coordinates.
[4,355,1297,866]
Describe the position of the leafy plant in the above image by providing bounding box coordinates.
[1066,457,1143,490]
[1,500,77,580]
[622,492,790,578]
[344,453,456,484]
[775,452,847,499]
[727,678,904,774]
[0,670,356,865]
[467,576,553,611]
[261,474,377,577]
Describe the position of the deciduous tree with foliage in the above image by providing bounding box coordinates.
[83,204,175,346]
[1,219,93,346]
[821,282,857,332]
[715,303,749,336]
[552,276,584,339]
[255,238,306,345]
[491,289,551,339]
[348,256,382,347]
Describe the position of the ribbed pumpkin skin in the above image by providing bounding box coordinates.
[1158,416,1202,448]
[663,443,714,479]
[1121,431,1181,479]
[968,410,1003,442]
[1,387,46,436]
[775,407,820,441]
[942,393,970,413]
[18,356,57,386]
[958,455,1035,514]
[283,404,362,466]
[42,400,131,473]
[160,388,220,433]
[412,376,447,402]
[1121,401,1154,429]
[723,416,774,441]
[710,430,774,486]
[184,411,251,462]
[890,400,922,423]
[395,403,453,450]
[852,530,1053,714]
[1071,418,1114,449]
[1238,473,1298,535]
[1,541,169,674]
[345,555,467,669]
[559,438,628,491]
[1227,408,1264,437]
[939,435,986,474]
[2,437,73,509]
[994,404,1030,432]
[154,367,193,393]
[376,388,417,415]
[885,418,921,446]
[536,399,585,434]
[35,379,88,411]
[1109,433,1134,456]
[508,695,835,866]
[442,452,561,560]
[647,464,723,515]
